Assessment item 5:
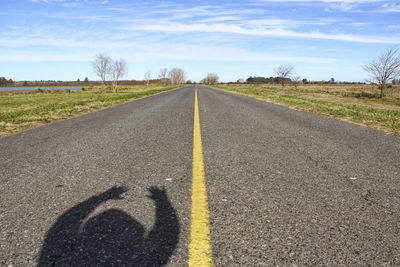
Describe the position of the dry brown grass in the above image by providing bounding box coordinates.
[215,83,400,135]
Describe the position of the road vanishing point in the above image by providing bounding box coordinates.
[1,86,400,266]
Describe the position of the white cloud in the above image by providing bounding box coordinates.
[0,43,335,64]
[253,0,388,12]
[129,22,400,44]
[30,0,108,4]
[198,16,242,23]
[324,2,355,11]
[239,18,336,29]
[151,5,263,20]
[255,0,385,3]
[382,3,400,12]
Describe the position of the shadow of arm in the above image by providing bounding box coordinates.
[144,186,180,265]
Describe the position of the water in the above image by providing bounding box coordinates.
[0,86,86,91]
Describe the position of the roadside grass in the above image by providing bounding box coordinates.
[214,84,400,136]
[0,85,181,137]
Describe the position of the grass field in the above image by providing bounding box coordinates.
[214,83,400,136]
[0,85,181,137]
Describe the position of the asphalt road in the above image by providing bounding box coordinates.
[1,85,399,266]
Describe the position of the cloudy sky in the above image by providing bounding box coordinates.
[1,0,399,82]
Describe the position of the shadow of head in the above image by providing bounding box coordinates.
[38,186,179,266]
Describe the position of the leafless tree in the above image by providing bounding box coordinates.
[109,59,127,93]
[93,53,112,91]
[292,76,301,89]
[203,73,219,85]
[158,68,168,85]
[274,65,294,87]
[168,68,186,85]
[144,70,151,86]
[363,47,400,97]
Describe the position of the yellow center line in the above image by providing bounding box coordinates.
[189,87,213,266]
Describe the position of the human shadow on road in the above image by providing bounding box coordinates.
[38,186,179,266]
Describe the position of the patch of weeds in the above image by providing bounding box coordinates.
[354,91,381,99]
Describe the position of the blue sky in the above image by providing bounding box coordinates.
[0,0,399,82]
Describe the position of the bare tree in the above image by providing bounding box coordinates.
[292,76,301,89]
[203,73,219,85]
[158,68,168,85]
[168,68,186,85]
[274,65,294,87]
[144,70,151,86]
[93,53,111,91]
[363,47,400,97]
[109,59,127,93]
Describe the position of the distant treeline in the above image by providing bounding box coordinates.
[0,77,14,87]
[2,79,163,87]
[246,76,291,84]
[242,76,366,85]
[2,76,371,87]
